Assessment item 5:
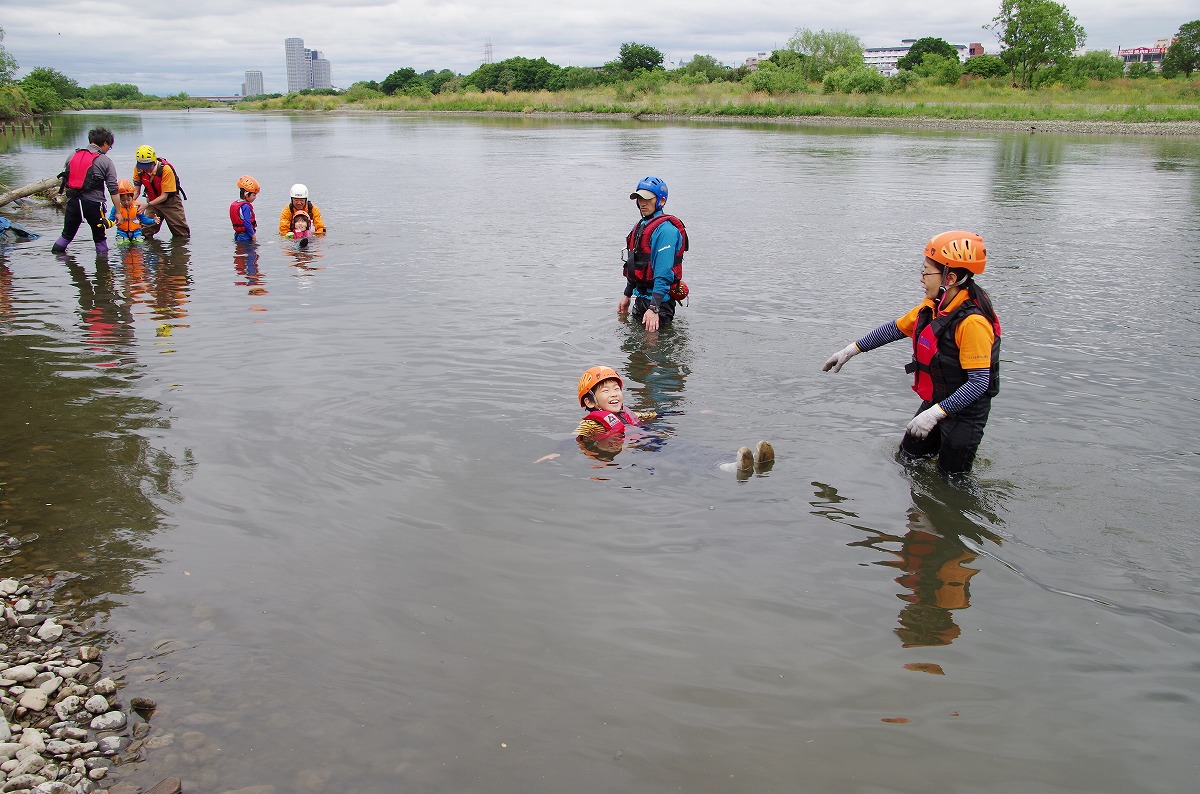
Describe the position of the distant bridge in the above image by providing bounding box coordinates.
[192,96,242,104]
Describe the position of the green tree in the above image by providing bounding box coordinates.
[618,42,663,73]
[84,83,143,101]
[548,66,611,91]
[963,53,1009,77]
[987,0,1086,89]
[380,67,419,95]
[1069,50,1124,81]
[897,37,959,71]
[0,27,18,84]
[677,54,731,82]
[786,28,864,82]
[20,66,83,100]
[1162,21,1200,77]
[914,53,964,85]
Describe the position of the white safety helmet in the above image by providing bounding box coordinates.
[289,183,309,199]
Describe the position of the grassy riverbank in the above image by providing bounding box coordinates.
[234,79,1200,124]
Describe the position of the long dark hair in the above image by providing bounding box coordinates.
[946,266,998,324]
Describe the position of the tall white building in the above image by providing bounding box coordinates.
[285,37,307,93]
[284,37,334,91]
[242,70,264,97]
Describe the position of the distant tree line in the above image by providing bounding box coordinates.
[2,6,1200,119]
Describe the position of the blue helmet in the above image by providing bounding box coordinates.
[630,176,668,209]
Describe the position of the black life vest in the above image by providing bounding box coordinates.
[583,408,642,440]
[138,158,187,201]
[229,200,256,235]
[906,300,1001,403]
[60,148,101,195]
[624,214,687,292]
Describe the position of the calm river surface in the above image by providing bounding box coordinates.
[1,110,1199,793]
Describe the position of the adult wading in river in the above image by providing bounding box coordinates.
[822,231,1001,477]
[52,127,121,256]
[133,145,189,239]
[619,176,688,333]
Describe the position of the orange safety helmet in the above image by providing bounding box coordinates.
[116,179,135,195]
[578,366,622,407]
[925,231,986,275]
[236,175,261,194]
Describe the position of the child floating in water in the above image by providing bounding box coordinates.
[575,366,773,474]
[286,210,313,247]
[106,180,158,245]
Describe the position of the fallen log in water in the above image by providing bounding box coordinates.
[0,176,61,208]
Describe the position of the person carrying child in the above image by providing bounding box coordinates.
[287,210,313,247]
[278,184,326,236]
[575,366,772,474]
[106,180,159,245]
[230,175,260,243]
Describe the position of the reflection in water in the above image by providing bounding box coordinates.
[812,476,1003,648]
[0,254,186,614]
[281,239,325,288]
[991,134,1065,206]
[67,259,135,365]
[232,243,268,308]
[122,239,192,338]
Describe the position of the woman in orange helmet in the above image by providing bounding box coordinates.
[821,231,1001,476]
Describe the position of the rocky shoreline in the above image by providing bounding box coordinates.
[0,577,179,794]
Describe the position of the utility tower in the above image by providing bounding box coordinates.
[484,38,493,65]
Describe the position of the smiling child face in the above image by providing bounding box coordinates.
[586,378,624,412]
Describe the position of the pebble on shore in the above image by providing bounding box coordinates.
[0,575,178,794]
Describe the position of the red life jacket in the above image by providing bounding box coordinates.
[63,148,100,193]
[624,214,687,292]
[583,408,642,440]
[907,300,1001,402]
[137,158,187,202]
[230,200,256,235]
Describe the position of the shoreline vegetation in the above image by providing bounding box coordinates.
[228,82,1200,134]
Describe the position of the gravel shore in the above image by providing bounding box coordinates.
[0,576,179,794]
[325,107,1200,137]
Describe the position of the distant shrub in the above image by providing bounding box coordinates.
[823,66,886,94]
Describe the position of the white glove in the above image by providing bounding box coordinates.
[822,344,860,373]
[905,404,946,439]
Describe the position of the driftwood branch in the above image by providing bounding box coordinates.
[0,177,61,208]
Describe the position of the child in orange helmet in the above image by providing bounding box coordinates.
[230,175,260,243]
[575,366,773,473]
[106,180,158,245]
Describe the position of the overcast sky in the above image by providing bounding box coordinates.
[3,0,1192,96]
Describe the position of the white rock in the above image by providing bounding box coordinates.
[18,689,48,711]
[10,752,46,776]
[13,599,32,613]
[89,711,126,731]
[37,676,61,697]
[53,696,81,721]
[0,720,9,742]
[91,678,116,696]
[95,736,121,755]
[0,742,22,760]
[19,729,45,752]
[45,740,73,756]
[83,695,109,715]
[3,665,37,683]
[35,621,62,642]
[0,579,20,595]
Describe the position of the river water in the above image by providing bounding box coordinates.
[1,110,1198,793]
